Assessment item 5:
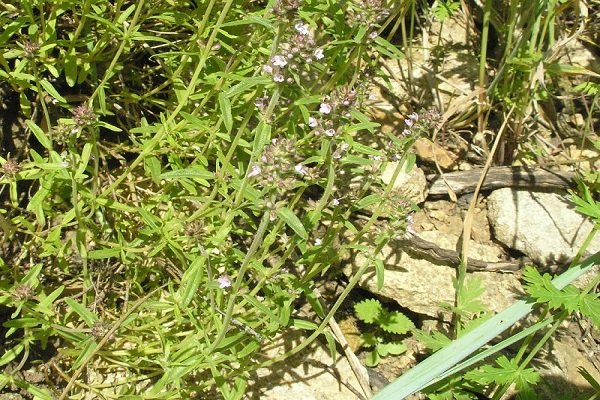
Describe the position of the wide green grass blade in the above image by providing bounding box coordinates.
[372,251,600,399]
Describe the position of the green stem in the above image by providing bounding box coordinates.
[207,210,271,353]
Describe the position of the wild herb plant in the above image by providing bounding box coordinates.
[354,297,414,367]
[0,0,425,398]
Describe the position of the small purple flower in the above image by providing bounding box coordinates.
[295,22,309,35]
[369,31,378,39]
[319,103,332,114]
[332,198,341,206]
[402,129,412,136]
[273,73,284,82]
[325,129,335,137]
[263,64,273,74]
[218,275,232,289]
[408,112,419,121]
[248,165,262,178]
[294,164,307,175]
[405,118,414,127]
[308,117,318,127]
[271,55,288,67]
[314,238,322,246]
[314,49,324,60]
[340,143,350,151]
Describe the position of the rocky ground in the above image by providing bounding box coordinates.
[244,6,600,400]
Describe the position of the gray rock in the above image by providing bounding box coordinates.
[343,230,522,321]
[486,188,600,265]
[380,162,428,204]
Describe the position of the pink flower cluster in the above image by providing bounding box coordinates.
[263,21,325,84]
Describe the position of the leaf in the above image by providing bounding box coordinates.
[65,298,98,327]
[218,92,233,132]
[87,247,122,259]
[579,293,600,327]
[457,276,488,315]
[25,120,51,149]
[373,36,404,59]
[324,331,337,362]
[355,298,384,324]
[523,266,581,312]
[414,329,452,352]
[374,259,385,291]
[225,77,271,97]
[276,207,308,240]
[464,356,540,390]
[353,193,381,210]
[40,79,67,103]
[380,311,414,335]
[365,349,381,367]
[378,341,407,356]
[64,47,77,87]
[360,332,378,347]
[159,168,214,181]
[179,256,205,308]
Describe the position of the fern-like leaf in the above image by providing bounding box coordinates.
[457,276,488,315]
[414,329,452,352]
[580,293,600,327]
[522,266,581,312]
[465,356,540,391]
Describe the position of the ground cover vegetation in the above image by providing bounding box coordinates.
[0,0,599,398]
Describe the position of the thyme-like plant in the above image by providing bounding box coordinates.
[0,0,421,398]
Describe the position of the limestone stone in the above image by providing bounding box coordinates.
[486,189,600,265]
[343,230,521,321]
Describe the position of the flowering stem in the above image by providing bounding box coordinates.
[207,210,271,353]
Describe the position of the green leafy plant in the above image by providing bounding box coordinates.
[354,298,414,366]
[0,0,422,398]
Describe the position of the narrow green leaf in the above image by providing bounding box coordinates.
[159,168,214,181]
[179,256,205,308]
[374,36,405,59]
[276,207,308,240]
[40,79,67,103]
[65,298,98,327]
[324,331,337,361]
[218,92,233,132]
[354,193,381,210]
[25,120,51,149]
[291,318,318,330]
[371,251,600,399]
[72,338,96,370]
[87,247,121,259]
[22,263,43,286]
[225,77,271,97]
[0,342,24,367]
[374,259,385,291]
[36,286,65,316]
[64,47,77,87]
[75,143,93,179]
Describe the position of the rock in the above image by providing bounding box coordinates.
[343,230,522,321]
[413,138,460,170]
[486,188,600,265]
[380,162,428,204]
[537,335,600,398]
[247,329,369,399]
